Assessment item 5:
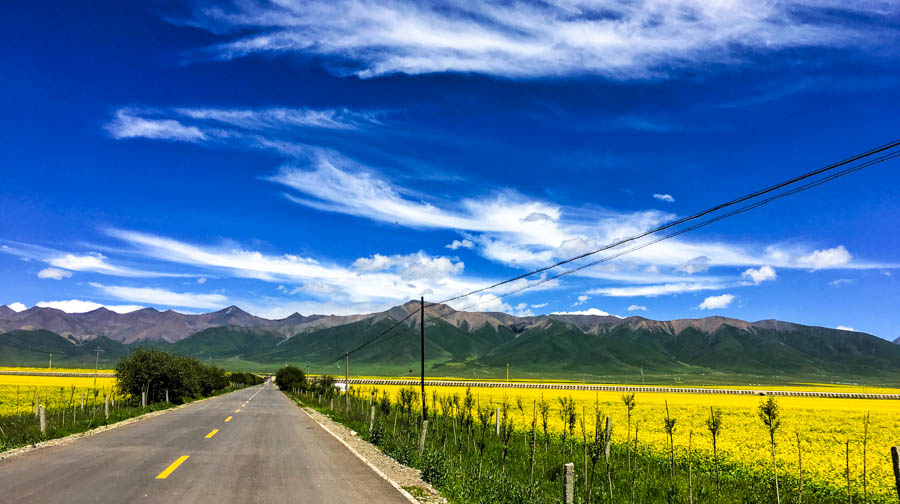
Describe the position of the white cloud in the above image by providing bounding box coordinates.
[882,270,893,277]
[188,1,891,79]
[37,267,72,280]
[445,239,474,250]
[828,278,853,287]
[197,277,207,284]
[795,246,851,270]
[653,193,675,203]
[89,283,229,310]
[105,109,205,142]
[552,308,621,318]
[627,305,648,312]
[8,302,26,312]
[531,302,548,309]
[741,265,777,285]
[352,252,464,280]
[35,300,144,314]
[591,281,726,297]
[836,325,855,332]
[573,294,590,306]
[678,256,710,274]
[174,107,377,131]
[699,294,735,310]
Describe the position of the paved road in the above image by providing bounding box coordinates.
[0,383,410,504]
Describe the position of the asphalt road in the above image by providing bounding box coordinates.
[0,382,410,503]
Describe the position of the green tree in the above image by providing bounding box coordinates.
[275,365,307,392]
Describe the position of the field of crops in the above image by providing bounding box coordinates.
[0,372,119,416]
[356,383,900,501]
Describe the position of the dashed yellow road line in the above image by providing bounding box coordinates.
[156,455,190,479]
[224,416,232,422]
[205,429,219,439]
[235,409,241,413]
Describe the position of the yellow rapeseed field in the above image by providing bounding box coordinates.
[0,372,118,416]
[358,383,900,501]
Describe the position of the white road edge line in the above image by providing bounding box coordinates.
[294,401,421,504]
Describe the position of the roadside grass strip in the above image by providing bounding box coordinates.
[156,455,189,479]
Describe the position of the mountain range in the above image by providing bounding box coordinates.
[1,302,899,383]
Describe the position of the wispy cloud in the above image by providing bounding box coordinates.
[653,193,675,203]
[89,283,229,310]
[591,281,726,298]
[1,243,193,279]
[627,304,648,312]
[105,109,205,142]
[183,0,895,79]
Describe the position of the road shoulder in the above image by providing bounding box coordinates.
[291,398,446,504]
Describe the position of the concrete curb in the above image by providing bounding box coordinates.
[292,399,423,504]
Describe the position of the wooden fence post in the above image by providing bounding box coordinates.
[496,407,500,436]
[39,405,46,434]
[105,396,109,420]
[369,404,376,432]
[81,392,84,411]
[564,462,574,504]
[419,419,429,455]
[891,446,900,502]
[141,391,147,408]
[165,389,169,404]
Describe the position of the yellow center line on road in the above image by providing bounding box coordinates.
[235,409,241,413]
[225,416,232,422]
[205,429,219,439]
[156,455,190,479]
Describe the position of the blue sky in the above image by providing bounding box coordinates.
[1,1,899,339]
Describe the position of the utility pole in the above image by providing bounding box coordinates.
[506,362,509,383]
[345,352,350,410]
[93,348,104,388]
[49,353,52,371]
[420,296,426,422]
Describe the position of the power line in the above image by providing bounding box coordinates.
[446,149,900,313]
[435,139,900,306]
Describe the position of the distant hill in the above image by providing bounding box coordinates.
[2,301,899,382]
[894,336,900,345]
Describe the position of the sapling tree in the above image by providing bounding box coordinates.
[706,406,724,497]
[537,396,550,451]
[758,396,782,504]
[664,401,677,501]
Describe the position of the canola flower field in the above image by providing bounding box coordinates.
[356,383,900,502]
[0,371,119,416]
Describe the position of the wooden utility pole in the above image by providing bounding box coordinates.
[93,348,103,388]
[420,297,426,422]
[345,352,350,410]
[48,353,52,370]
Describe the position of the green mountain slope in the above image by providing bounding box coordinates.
[3,316,899,384]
